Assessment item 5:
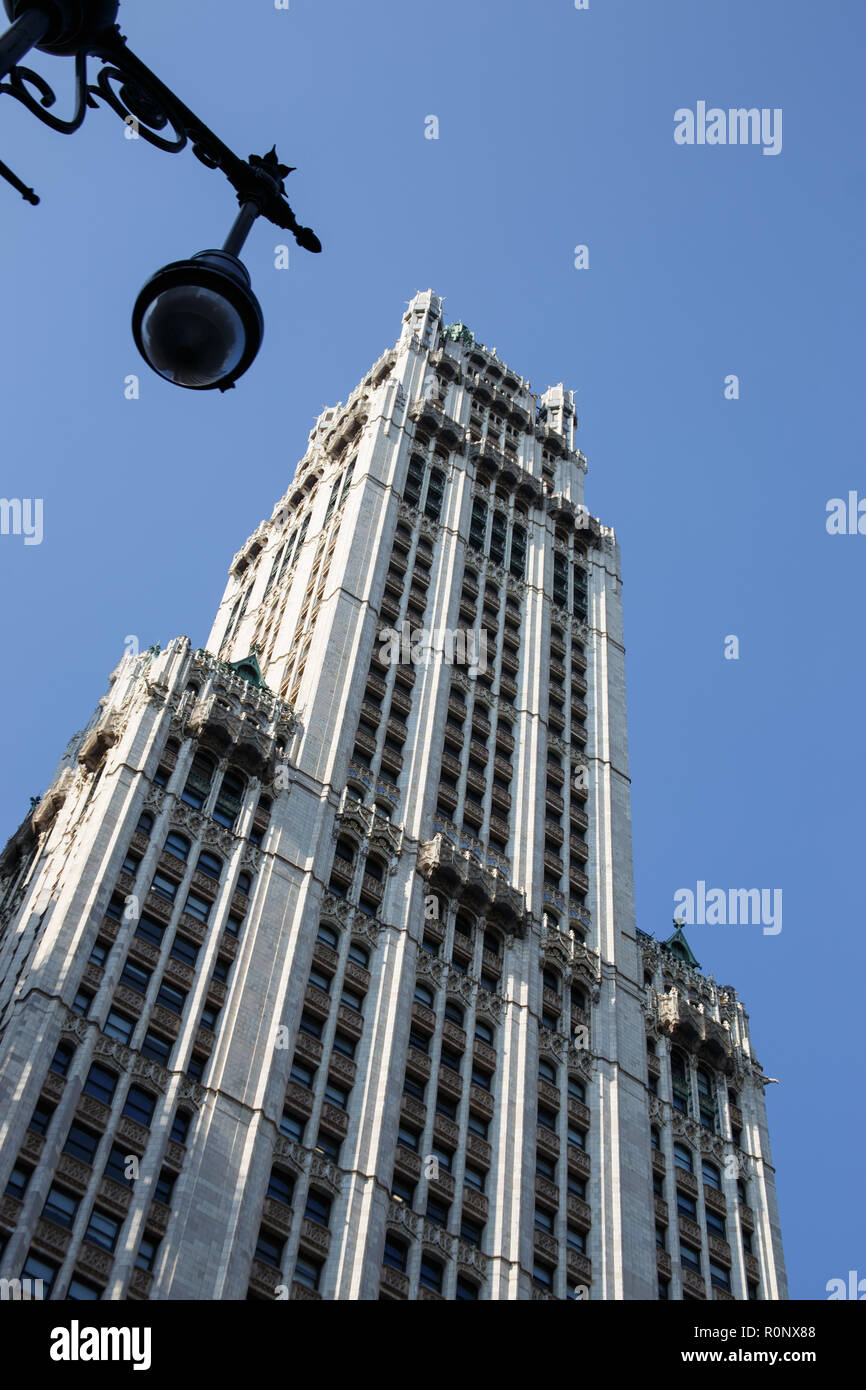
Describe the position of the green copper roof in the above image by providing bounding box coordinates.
[663,922,701,969]
[228,650,268,690]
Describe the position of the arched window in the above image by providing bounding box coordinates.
[348,941,369,969]
[671,1051,690,1114]
[181,752,215,811]
[542,968,561,996]
[474,1019,494,1045]
[236,871,252,896]
[570,985,586,1013]
[136,811,154,836]
[697,1068,717,1130]
[267,1167,295,1207]
[424,468,446,521]
[702,1160,721,1191]
[444,1000,464,1027]
[213,769,245,829]
[539,1057,558,1084]
[568,1075,586,1104]
[650,1125,661,1150]
[414,982,435,1008]
[673,1142,693,1174]
[335,838,356,864]
[164,830,190,862]
[196,851,223,882]
[364,856,385,882]
[317,922,339,949]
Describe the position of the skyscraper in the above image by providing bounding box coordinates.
[0,290,786,1301]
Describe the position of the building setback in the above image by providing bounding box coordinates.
[0,290,786,1301]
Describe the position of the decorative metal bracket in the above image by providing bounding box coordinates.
[0,10,321,252]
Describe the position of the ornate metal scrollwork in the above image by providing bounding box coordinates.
[0,18,320,251]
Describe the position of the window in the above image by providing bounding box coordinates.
[170,934,199,967]
[464,1164,486,1194]
[460,1216,483,1248]
[534,1206,554,1233]
[196,851,223,882]
[435,1091,457,1120]
[444,1001,464,1027]
[710,1262,731,1292]
[119,960,151,995]
[471,1065,492,1092]
[671,1051,690,1114]
[63,1124,100,1166]
[314,1130,341,1162]
[404,1074,425,1101]
[419,1255,444,1293]
[456,1275,479,1300]
[67,1277,101,1300]
[332,1031,356,1059]
[532,1259,554,1291]
[536,1152,557,1181]
[290,1059,316,1089]
[199,1006,220,1034]
[71,988,94,1018]
[409,1030,429,1055]
[279,1111,305,1143]
[42,1185,79,1229]
[567,1225,586,1253]
[293,1255,322,1290]
[136,914,165,948]
[141,1031,172,1065]
[266,1168,294,1206]
[135,1235,160,1272]
[309,965,332,994]
[183,891,211,924]
[702,1160,721,1191]
[88,938,110,968]
[539,1058,557,1084]
[136,811,154,836]
[165,830,191,861]
[104,1144,134,1186]
[254,1229,285,1269]
[538,1106,557,1132]
[154,1169,176,1206]
[467,1112,489,1140]
[348,941,369,968]
[567,1172,586,1200]
[391,1175,415,1205]
[474,1020,494,1045]
[121,849,141,877]
[677,1191,697,1220]
[340,987,363,1013]
[680,1242,701,1272]
[655,1224,666,1249]
[5,1165,32,1200]
[317,922,339,949]
[237,871,252,896]
[567,1076,586,1104]
[398,1124,421,1153]
[383,1234,409,1272]
[181,753,215,810]
[213,769,245,829]
[50,1041,75,1077]
[650,1126,661,1151]
[83,1064,117,1107]
[123,1085,155,1128]
[28,1101,55,1136]
[705,1208,726,1239]
[324,1081,349,1111]
[673,1142,694,1173]
[567,1125,586,1151]
[304,1189,332,1228]
[414,982,435,1008]
[426,1196,450,1229]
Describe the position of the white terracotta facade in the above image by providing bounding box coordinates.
[0,291,786,1301]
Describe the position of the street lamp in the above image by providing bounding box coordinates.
[0,1,321,390]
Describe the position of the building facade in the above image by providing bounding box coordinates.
[0,291,787,1301]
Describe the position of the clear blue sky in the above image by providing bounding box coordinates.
[1,0,862,1299]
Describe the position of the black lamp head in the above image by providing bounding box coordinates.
[132,249,264,392]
